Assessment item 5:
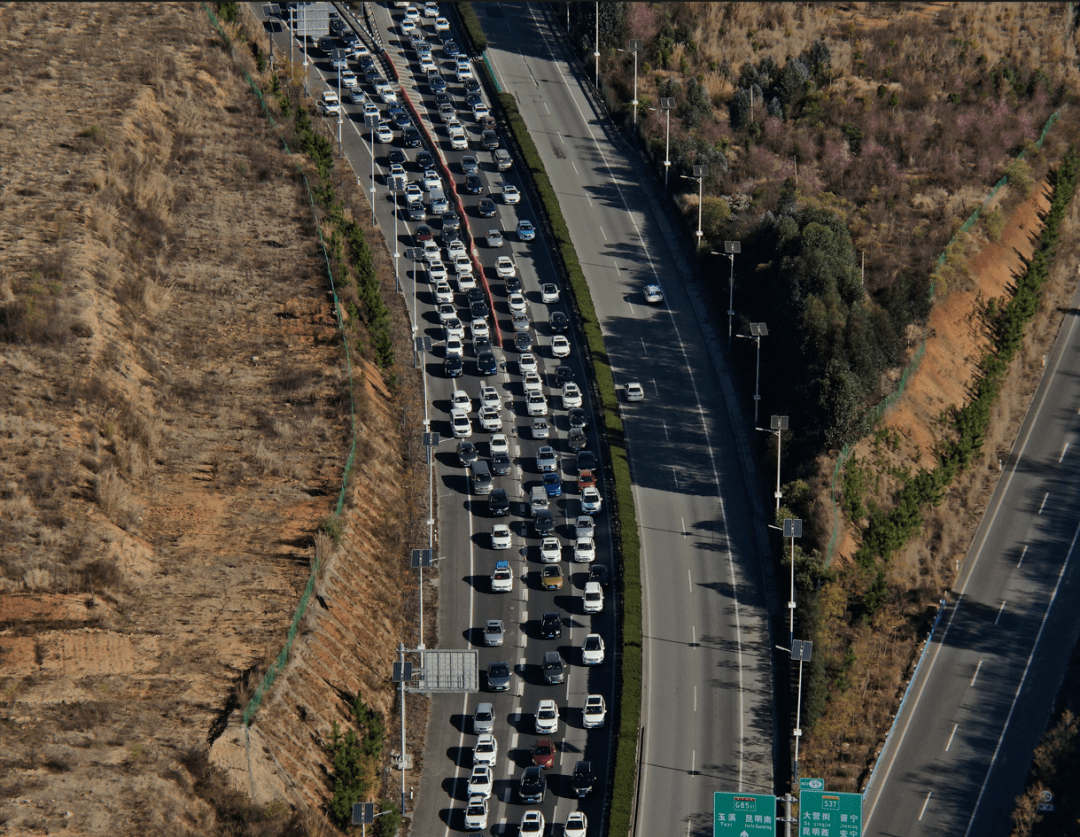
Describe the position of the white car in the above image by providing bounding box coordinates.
[519,353,538,375]
[471,319,490,341]
[400,17,416,33]
[447,239,467,259]
[404,183,424,204]
[453,254,474,277]
[489,434,509,457]
[444,317,464,340]
[502,184,521,204]
[422,169,441,191]
[536,445,557,472]
[491,560,513,593]
[551,335,571,358]
[479,385,500,410]
[437,302,456,323]
[643,284,664,304]
[473,732,498,766]
[625,381,645,402]
[575,515,595,539]
[523,371,543,394]
[471,100,490,119]
[434,16,451,32]
[362,101,380,119]
[419,54,436,73]
[541,283,560,304]
[478,405,501,431]
[583,581,603,614]
[486,229,504,247]
[581,486,602,514]
[496,256,517,278]
[404,4,421,20]
[462,790,488,829]
[375,122,394,142]
[451,389,471,411]
[565,811,588,837]
[520,811,545,837]
[450,131,468,150]
[434,281,453,304]
[439,102,456,122]
[428,260,448,283]
[583,694,606,728]
[456,272,477,291]
[340,69,358,88]
[574,537,595,564]
[582,633,605,665]
[318,90,341,116]
[380,88,399,104]
[451,408,472,438]
[421,240,441,262]
[491,523,512,550]
[507,292,527,312]
[563,382,583,409]
[526,392,548,416]
[469,764,494,799]
[422,2,439,17]
[540,537,561,564]
[445,337,464,358]
[512,312,530,332]
[534,699,559,734]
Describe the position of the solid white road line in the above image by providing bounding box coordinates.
[945,724,958,752]
[1038,493,1049,514]
[994,601,1006,624]
[1060,442,1069,462]
[970,660,983,687]
[919,792,933,820]
[1017,545,1028,567]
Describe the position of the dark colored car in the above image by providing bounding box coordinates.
[589,563,610,588]
[477,351,497,376]
[444,355,463,377]
[554,365,575,387]
[505,274,523,294]
[539,612,562,639]
[549,311,569,333]
[430,74,447,93]
[464,77,480,93]
[470,300,489,320]
[532,739,555,770]
[417,149,435,169]
[465,91,483,107]
[443,228,462,247]
[576,450,596,473]
[478,197,497,217]
[461,155,480,175]
[394,111,413,128]
[458,439,478,467]
[567,427,586,451]
[467,288,486,305]
[473,336,492,354]
[488,487,509,516]
[403,126,422,147]
[464,174,483,194]
[571,761,595,798]
[534,509,555,536]
[487,660,511,691]
[407,203,425,221]
[542,650,565,685]
[442,210,461,231]
[514,332,533,353]
[491,451,511,475]
[568,407,588,429]
[443,39,460,57]
[519,765,546,804]
[415,224,433,242]
[434,91,451,107]
[388,149,407,166]
[481,129,499,150]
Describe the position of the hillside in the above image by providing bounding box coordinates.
[0,4,421,834]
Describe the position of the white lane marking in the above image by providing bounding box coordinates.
[663,421,669,441]
[1038,493,1049,514]
[694,686,697,712]
[640,337,648,357]
[1017,545,1028,568]
[542,101,550,115]
[652,379,659,396]
[945,724,958,752]
[1061,442,1069,462]
[681,517,687,536]
[600,226,607,241]
[570,160,578,174]
[691,625,696,648]
[994,600,1006,625]
[691,750,696,776]
[970,660,982,687]
[672,467,679,488]
[919,792,933,820]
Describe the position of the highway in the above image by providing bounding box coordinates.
[476,4,776,835]
[864,298,1080,836]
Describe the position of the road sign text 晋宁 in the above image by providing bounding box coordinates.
[799,790,862,837]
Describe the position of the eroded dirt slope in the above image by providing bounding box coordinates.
[0,4,420,834]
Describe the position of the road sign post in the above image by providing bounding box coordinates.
[798,790,862,837]
[714,792,777,836]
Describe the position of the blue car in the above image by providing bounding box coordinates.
[542,471,562,497]
[517,219,536,241]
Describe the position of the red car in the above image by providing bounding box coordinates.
[415,224,434,242]
[578,469,596,492]
[532,738,555,769]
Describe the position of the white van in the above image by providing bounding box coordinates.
[530,486,549,517]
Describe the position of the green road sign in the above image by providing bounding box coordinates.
[714,792,777,836]
[798,790,862,837]
[799,778,825,792]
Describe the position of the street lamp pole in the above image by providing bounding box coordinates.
[783,518,802,647]
[593,1,599,89]
[682,166,708,245]
[771,415,788,512]
[628,40,641,126]
[661,97,673,192]
[363,114,379,227]
[723,241,741,346]
[337,69,343,158]
[391,649,412,819]
[738,323,767,425]
[411,550,433,649]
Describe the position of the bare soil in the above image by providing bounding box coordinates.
[0,4,424,835]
